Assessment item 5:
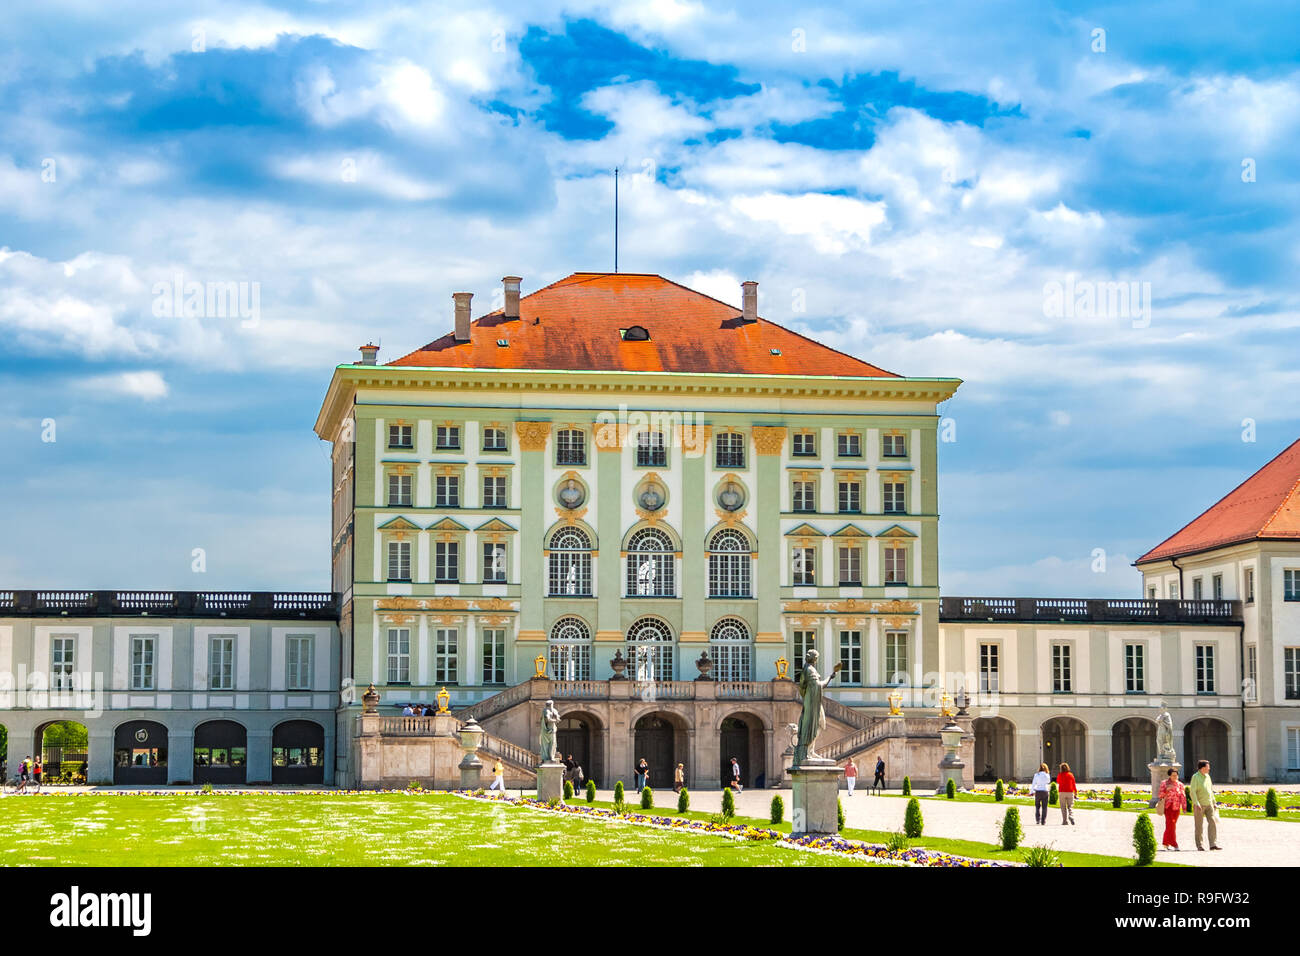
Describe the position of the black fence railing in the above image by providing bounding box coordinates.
[0,590,339,619]
[940,596,1241,625]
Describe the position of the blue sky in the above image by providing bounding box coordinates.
[2,0,1298,595]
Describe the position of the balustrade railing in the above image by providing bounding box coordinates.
[941,596,1241,624]
[0,589,338,619]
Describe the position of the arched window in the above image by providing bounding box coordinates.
[710,618,753,682]
[708,529,751,598]
[549,616,592,681]
[548,528,592,596]
[626,528,675,597]
[627,617,675,682]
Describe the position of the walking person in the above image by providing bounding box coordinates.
[1031,762,1051,825]
[1188,759,1222,851]
[673,763,685,793]
[1056,762,1078,825]
[635,757,649,791]
[729,756,743,793]
[1157,767,1184,851]
[488,759,505,792]
[872,756,885,793]
[844,759,857,797]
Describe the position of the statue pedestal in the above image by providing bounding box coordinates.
[1147,760,1181,802]
[536,762,566,803]
[458,753,483,790]
[791,763,843,836]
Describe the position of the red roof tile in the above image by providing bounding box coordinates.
[386,272,899,378]
[1137,437,1300,564]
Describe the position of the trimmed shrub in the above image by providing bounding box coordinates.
[721,787,736,822]
[563,780,574,800]
[770,794,785,824]
[677,787,689,814]
[1133,813,1157,866]
[1266,787,1280,818]
[613,780,626,813]
[1112,786,1123,809]
[837,798,845,832]
[994,779,1005,802]
[585,780,596,803]
[904,797,924,838]
[946,778,957,799]
[999,806,1023,850]
[902,776,912,796]
[640,786,653,810]
[1048,781,1058,806]
[1021,844,1061,867]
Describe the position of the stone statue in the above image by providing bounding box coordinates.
[1154,701,1176,763]
[793,649,842,766]
[538,699,560,763]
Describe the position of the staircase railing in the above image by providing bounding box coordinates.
[480,732,538,772]
[452,681,533,723]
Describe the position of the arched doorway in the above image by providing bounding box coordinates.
[271,720,325,784]
[1111,717,1155,781]
[633,713,677,791]
[114,720,169,785]
[558,713,603,786]
[973,716,1014,781]
[1184,718,1230,781]
[719,713,766,788]
[36,720,89,783]
[193,720,248,785]
[1041,716,1086,780]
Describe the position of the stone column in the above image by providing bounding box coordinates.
[88,727,114,785]
[245,729,272,784]
[168,731,195,785]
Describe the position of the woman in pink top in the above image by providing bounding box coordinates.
[1157,768,1184,851]
[844,759,857,797]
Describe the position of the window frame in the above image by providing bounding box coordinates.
[386,539,412,582]
[555,428,587,467]
[837,630,862,685]
[1124,642,1145,694]
[435,425,461,450]
[1051,643,1072,693]
[837,544,862,586]
[884,630,909,686]
[130,634,156,691]
[791,545,816,586]
[792,431,817,457]
[209,635,235,691]
[286,634,314,691]
[635,429,668,468]
[482,627,506,685]
[434,540,460,583]
[836,431,862,458]
[387,423,413,449]
[1195,643,1216,695]
[837,479,861,514]
[714,431,746,470]
[979,642,999,694]
[386,627,411,685]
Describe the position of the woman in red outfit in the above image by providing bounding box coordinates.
[1056,762,1078,824]
[1157,767,1184,851]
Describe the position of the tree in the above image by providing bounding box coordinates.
[999,807,1023,850]
[1133,813,1157,866]
[677,787,689,814]
[1048,781,1058,806]
[770,794,784,824]
[1112,786,1123,809]
[585,780,596,803]
[837,798,845,832]
[946,778,957,799]
[640,786,653,810]
[1265,788,1280,818]
[994,779,1005,802]
[902,776,912,796]
[904,797,924,838]
[721,787,736,822]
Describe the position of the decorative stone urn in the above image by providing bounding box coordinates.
[694,650,714,681]
[609,649,629,680]
[458,717,485,789]
[362,683,380,714]
[936,719,966,793]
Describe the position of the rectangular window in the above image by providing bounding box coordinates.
[1148,586,1157,599]
[287,635,313,691]
[1051,644,1072,693]
[1247,645,1258,702]
[387,473,412,506]
[979,643,999,694]
[434,628,458,684]
[837,480,861,513]
[715,432,746,469]
[837,546,861,585]
[387,540,412,581]
[884,545,907,585]
[636,430,667,467]
[130,636,156,691]
[792,432,817,457]
[435,475,460,508]
[50,636,75,692]
[836,432,861,458]
[482,427,507,451]
[883,481,906,514]
[387,424,413,449]
[882,433,907,458]
[209,636,235,691]
[1245,567,1255,603]
[792,630,816,681]
[1285,569,1300,601]
[556,428,586,466]
[1195,644,1216,694]
[1289,728,1300,771]
[550,643,591,681]
[1285,647,1300,701]
[1212,573,1223,600]
[482,542,507,582]
[1192,577,1203,600]
[1169,581,1180,599]
[884,631,909,685]
[792,480,816,513]
[482,475,507,508]
[1124,643,1145,693]
[435,541,459,583]
[435,425,460,450]
[838,631,862,685]
[792,546,816,586]
[482,629,506,684]
[386,628,410,684]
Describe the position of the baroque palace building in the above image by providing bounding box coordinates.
[3,271,1297,788]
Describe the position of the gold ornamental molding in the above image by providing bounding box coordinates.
[832,616,868,629]
[554,506,589,526]
[376,596,422,611]
[429,614,466,625]
[676,423,711,456]
[474,596,516,612]
[883,616,913,629]
[874,599,919,615]
[752,425,787,456]
[478,615,510,627]
[789,616,820,628]
[783,599,828,614]
[514,421,551,451]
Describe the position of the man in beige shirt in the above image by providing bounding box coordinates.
[1187,759,1222,851]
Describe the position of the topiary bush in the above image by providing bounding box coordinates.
[946,778,957,799]
[770,794,784,824]
[640,786,653,810]
[837,798,845,832]
[902,776,912,796]
[613,780,626,813]
[1266,787,1280,818]
[994,779,1005,802]
[904,797,924,838]
[1049,781,1058,806]
[564,780,574,800]
[1112,786,1123,809]
[585,780,596,803]
[677,786,689,814]
[1133,813,1157,866]
[721,787,736,822]
[999,806,1023,850]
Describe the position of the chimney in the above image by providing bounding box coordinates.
[503,276,522,319]
[359,342,379,365]
[741,280,758,322]
[453,292,473,342]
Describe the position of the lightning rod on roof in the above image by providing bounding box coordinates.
[613,166,619,273]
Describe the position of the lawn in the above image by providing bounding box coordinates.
[0,792,866,867]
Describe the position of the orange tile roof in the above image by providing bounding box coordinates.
[1137,437,1300,564]
[386,272,899,378]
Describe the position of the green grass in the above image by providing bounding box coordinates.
[896,790,1299,822]
[0,793,865,867]
[583,799,1173,867]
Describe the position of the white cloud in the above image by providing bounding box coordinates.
[84,370,169,401]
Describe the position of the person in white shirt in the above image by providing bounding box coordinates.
[401,704,414,717]
[1030,763,1051,825]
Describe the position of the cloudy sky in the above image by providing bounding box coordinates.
[2,0,1297,595]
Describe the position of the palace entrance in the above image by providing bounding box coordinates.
[1041,716,1087,780]
[633,714,675,791]
[114,720,169,785]
[193,720,248,785]
[557,715,592,783]
[719,713,765,788]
